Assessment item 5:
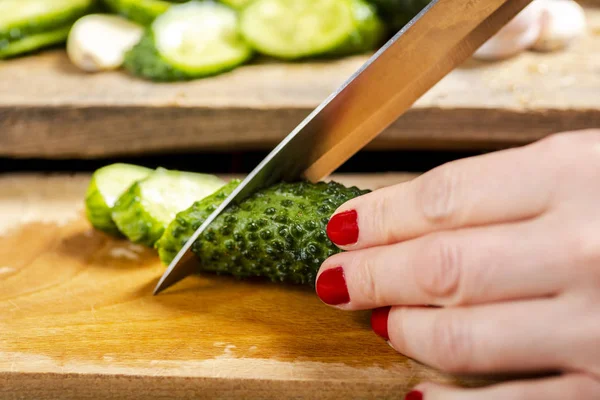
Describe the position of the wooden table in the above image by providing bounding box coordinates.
[0,4,598,159]
[0,172,510,400]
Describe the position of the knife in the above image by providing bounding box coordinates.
[153,0,533,295]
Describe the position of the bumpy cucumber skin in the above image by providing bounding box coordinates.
[157,180,370,286]
[0,0,97,58]
[123,30,251,82]
[156,179,242,264]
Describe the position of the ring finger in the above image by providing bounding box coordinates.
[382,298,571,375]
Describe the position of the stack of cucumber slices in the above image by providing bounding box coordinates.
[84,163,370,286]
[122,0,385,81]
[86,163,226,246]
[0,0,96,59]
[2,0,423,82]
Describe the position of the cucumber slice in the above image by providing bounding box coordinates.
[239,0,357,59]
[327,0,385,57]
[102,0,172,25]
[218,0,254,10]
[153,2,252,75]
[0,0,96,43]
[155,179,241,265]
[111,168,226,247]
[0,26,71,59]
[85,163,153,236]
[123,1,253,81]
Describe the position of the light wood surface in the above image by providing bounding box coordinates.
[0,173,508,399]
[0,5,598,158]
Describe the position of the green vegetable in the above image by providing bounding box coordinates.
[102,0,187,25]
[85,163,153,236]
[111,168,226,247]
[0,0,96,59]
[217,0,254,10]
[156,180,370,286]
[0,26,72,59]
[123,1,253,81]
[366,0,433,34]
[239,0,384,60]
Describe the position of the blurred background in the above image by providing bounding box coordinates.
[0,0,598,177]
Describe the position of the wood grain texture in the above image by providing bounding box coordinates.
[0,173,506,399]
[0,5,598,158]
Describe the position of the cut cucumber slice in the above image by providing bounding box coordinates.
[102,0,172,25]
[111,168,226,247]
[0,0,96,43]
[218,0,254,10]
[239,0,357,59]
[327,0,385,56]
[0,26,71,59]
[85,163,153,236]
[124,1,252,81]
[155,179,241,265]
[153,2,252,75]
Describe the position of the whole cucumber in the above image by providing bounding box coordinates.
[156,180,370,286]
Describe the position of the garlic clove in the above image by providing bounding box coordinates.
[67,14,144,72]
[473,0,544,61]
[531,0,587,52]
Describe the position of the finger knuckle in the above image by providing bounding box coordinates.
[432,313,473,373]
[353,257,384,306]
[566,374,600,398]
[566,228,600,268]
[417,163,462,226]
[416,235,463,304]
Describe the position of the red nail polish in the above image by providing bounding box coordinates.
[371,306,391,341]
[316,266,350,305]
[327,210,358,245]
[405,390,423,400]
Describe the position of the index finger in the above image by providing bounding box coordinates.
[326,138,555,250]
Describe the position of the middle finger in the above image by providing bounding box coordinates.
[316,217,571,309]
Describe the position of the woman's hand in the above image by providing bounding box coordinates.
[316,129,600,399]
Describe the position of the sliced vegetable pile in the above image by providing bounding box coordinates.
[0,0,431,81]
[85,163,370,286]
[0,0,97,59]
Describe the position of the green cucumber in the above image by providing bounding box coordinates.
[0,26,71,59]
[156,180,370,286]
[239,0,383,60]
[0,0,96,57]
[102,0,173,25]
[111,168,226,247]
[85,163,153,236]
[123,1,253,81]
[218,0,254,10]
[327,0,385,57]
[366,0,433,33]
[156,179,241,264]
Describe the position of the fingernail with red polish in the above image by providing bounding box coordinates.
[405,390,423,400]
[327,210,359,245]
[371,306,391,341]
[316,266,350,305]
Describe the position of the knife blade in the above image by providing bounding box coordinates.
[153,0,533,295]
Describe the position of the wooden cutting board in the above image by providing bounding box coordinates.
[0,4,598,158]
[0,173,500,399]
